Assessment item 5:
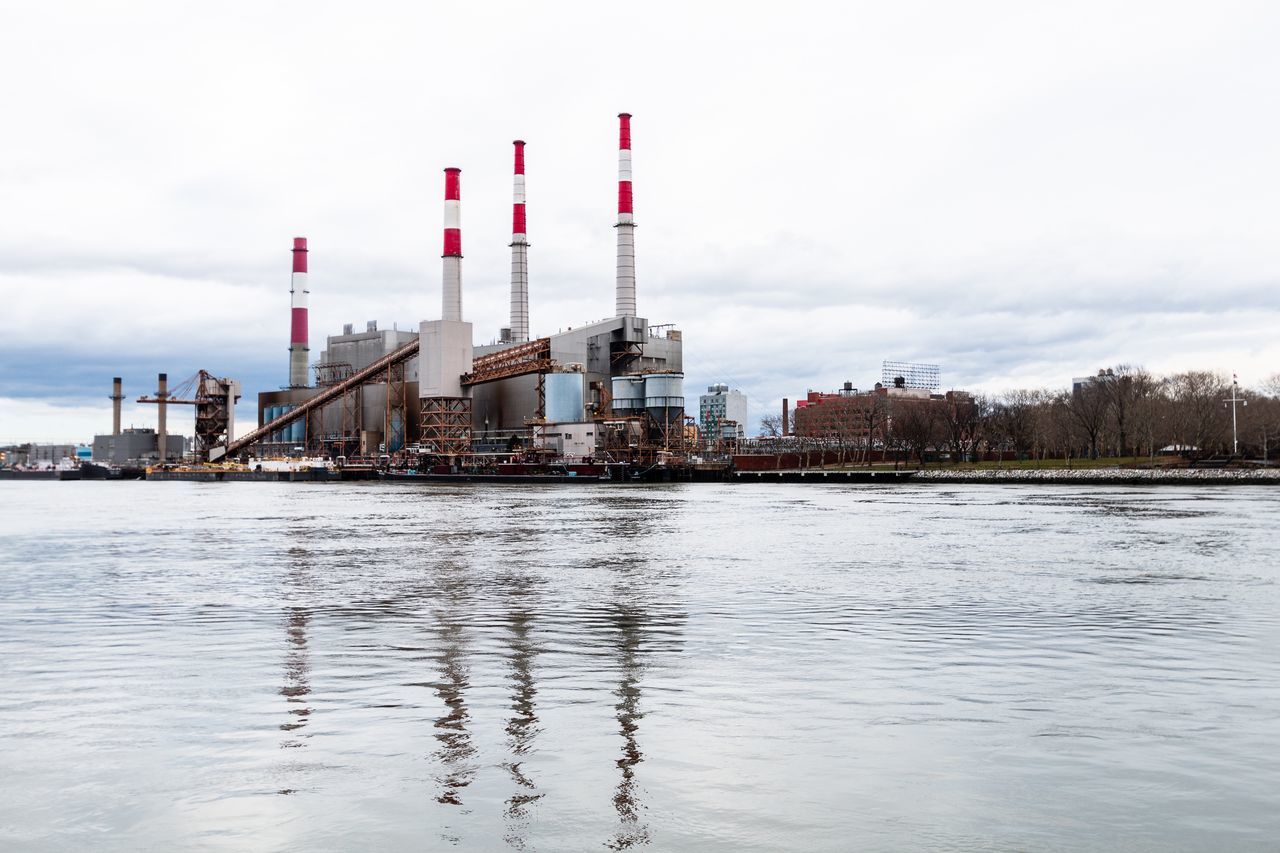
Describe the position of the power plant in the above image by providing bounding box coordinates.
[151,113,693,478]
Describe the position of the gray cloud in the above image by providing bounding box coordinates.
[2,1,1278,441]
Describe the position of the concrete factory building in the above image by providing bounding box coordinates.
[88,377,187,464]
[93,428,184,465]
[245,113,685,463]
[699,384,747,441]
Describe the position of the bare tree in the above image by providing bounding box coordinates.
[998,389,1040,460]
[1165,371,1231,456]
[941,392,983,463]
[1096,365,1151,457]
[857,395,888,466]
[1068,373,1110,458]
[759,414,782,438]
[1240,383,1280,461]
[894,400,941,466]
[1043,391,1076,464]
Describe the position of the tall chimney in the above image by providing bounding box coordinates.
[289,237,310,388]
[782,398,789,437]
[509,141,530,343]
[442,167,463,322]
[615,112,636,318]
[111,377,123,436]
[157,373,168,464]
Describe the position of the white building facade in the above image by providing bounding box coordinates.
[699,384,748,441]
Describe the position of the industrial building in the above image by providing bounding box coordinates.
[235,113,686,467]
[792,378,969,442]
[0,443,80,468]
[699,384,747,441]
[257,319,421,457]
[93,429,184,465]
[89,377,186,464]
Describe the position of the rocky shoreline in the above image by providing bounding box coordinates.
[909,467,1280,485]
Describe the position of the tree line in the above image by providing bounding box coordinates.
[757,368,1280,465]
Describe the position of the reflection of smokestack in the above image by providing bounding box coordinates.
[510,141,530,343]
[442,168,463,322]
[782,398,789,437]
[289,237,309,388]
[615,113,636,318]
[111,377,123,436]
[157,372,168,464]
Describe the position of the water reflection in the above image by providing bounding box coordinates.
[279,546,314,763]
[430,610,475,807]
[279,606,311,749]
[608,602,649,850]
[502,595,543,849]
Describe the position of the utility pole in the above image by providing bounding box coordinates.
[1223,374,1247,456]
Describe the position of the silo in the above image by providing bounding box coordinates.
[389,410,405,452]
[267,406,280,443]
[644,373,684,430]
[289,407,305,443]
[545,372,586,423]
[610,376,645,415]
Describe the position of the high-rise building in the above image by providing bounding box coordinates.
[699,384,748,440]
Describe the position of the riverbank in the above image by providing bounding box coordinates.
[910,467,1280,485]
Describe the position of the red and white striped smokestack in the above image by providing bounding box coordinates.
[510,140,530,343]
[615,112,636,318]
[442,167,463,322]
[288,237,309,388]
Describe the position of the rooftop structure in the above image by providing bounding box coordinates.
[881,360,940,391]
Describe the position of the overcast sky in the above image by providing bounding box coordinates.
[2,1,1278,443]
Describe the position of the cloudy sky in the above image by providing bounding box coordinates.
[2,1,1277,443]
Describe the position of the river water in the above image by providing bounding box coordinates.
[1,481,1277,851]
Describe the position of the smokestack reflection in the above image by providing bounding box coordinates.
[279,606,311,751]
[503,605,544,848]
[607,603,650,850]
[431,614,476,806]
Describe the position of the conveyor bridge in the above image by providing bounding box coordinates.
[219,337,420,460]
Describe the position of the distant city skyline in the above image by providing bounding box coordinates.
[2,1,1278,443]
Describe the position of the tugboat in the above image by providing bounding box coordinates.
[77,461,146,480]
[79,461,111,480]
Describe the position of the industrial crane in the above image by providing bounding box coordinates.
[137,370,241,463]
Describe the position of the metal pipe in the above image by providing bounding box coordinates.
[615,113,636,318]
[442,167,463,322]
[111,377,123,436]
[510,140,530,343]
[157,372,168,464]
[289,237,310,388]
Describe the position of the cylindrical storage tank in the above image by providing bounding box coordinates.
[644,373,685,429]
[290,408,305,443]
[545,372,586,423]
[389,410,405,452]
[610,376,645,413]
[267,406,280,442]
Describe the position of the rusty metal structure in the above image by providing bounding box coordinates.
[227,338,420,459]
[137,370,242,462]
[419,397,473,456]
[461,337,552,386]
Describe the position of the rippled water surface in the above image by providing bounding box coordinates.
[1,481,1278,851]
